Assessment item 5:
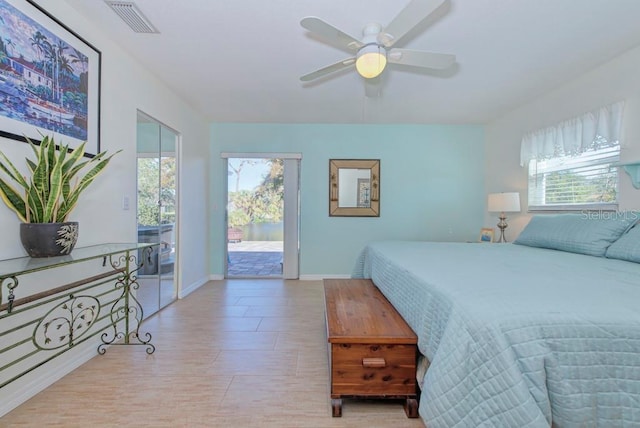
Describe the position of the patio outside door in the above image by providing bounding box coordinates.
[223,153,300,279]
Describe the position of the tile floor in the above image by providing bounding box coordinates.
[0,279,425,428]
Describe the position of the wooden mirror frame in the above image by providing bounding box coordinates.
[329,159,380,217]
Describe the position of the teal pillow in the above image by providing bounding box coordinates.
[606,224,640,263]
[514,213,636,257]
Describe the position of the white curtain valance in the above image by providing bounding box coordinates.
[520,101,624,166]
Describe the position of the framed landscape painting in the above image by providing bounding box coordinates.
[0,0,100,156]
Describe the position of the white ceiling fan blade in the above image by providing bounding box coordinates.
[300,58,356,82]
[379,0,446,47]
[388,49,455,69]
[301,17,363,51]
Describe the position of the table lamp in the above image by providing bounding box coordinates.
[487,192,521,243]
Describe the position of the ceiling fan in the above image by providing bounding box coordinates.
[300,0,455,86]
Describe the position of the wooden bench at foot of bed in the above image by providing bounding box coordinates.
[323,278,419,418]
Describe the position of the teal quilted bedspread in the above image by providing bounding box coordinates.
[352,241,640,427]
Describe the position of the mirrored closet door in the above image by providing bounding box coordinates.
[136,111,179,318]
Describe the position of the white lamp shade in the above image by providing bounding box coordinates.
[356,44,387,79]
[488,192,521,213]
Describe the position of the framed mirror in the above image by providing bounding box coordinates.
[329,159,380,217]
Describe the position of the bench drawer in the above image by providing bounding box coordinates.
[331,343,416,396]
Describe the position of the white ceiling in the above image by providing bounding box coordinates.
[62,0,640,124]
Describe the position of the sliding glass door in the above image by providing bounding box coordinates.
[136,111,179,317]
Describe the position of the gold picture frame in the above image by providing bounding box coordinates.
[479,228,494,243]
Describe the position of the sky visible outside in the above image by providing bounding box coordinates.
[228,158,270,191]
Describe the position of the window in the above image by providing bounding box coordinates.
[520,101,624,212]
[528,141,619,211]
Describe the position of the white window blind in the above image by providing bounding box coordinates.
[528,142,619,211]
[521,102,624,211]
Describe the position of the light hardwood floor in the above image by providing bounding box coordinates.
[1,279,426,427]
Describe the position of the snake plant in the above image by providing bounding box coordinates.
[0,135,120,223]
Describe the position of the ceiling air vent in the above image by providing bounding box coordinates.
[104,1,159,33]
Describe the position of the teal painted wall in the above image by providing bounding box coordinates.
[211,123,485,276]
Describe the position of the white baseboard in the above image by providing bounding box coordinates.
[298,274,351,281]
[209,274,224,280]
[178,275,211,298]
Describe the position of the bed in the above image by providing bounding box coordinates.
[352,214,640,427]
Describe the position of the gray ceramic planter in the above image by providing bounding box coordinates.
[20,222,79,258]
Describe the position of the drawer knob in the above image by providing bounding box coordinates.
[362,357,386,368]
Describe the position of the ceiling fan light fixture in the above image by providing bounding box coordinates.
[356,44,387,79]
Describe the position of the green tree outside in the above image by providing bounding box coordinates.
[544,170,616,204]
[228,159,284,228]
[137,157,176,226]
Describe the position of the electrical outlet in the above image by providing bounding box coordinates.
[122,195,130,210]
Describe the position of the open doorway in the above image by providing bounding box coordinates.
[226,158,283,277]
[223,154,300,279]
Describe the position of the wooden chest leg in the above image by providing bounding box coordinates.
[331,398,342,417]
[404,398,418,418]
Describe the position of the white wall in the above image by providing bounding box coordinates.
[0,0,209,415]
[485,44,640,238]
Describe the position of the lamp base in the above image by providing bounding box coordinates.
[496,213,509,243]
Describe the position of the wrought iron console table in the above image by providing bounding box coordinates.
[0,243,157,389]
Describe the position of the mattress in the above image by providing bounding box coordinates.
[352,241,640,427]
